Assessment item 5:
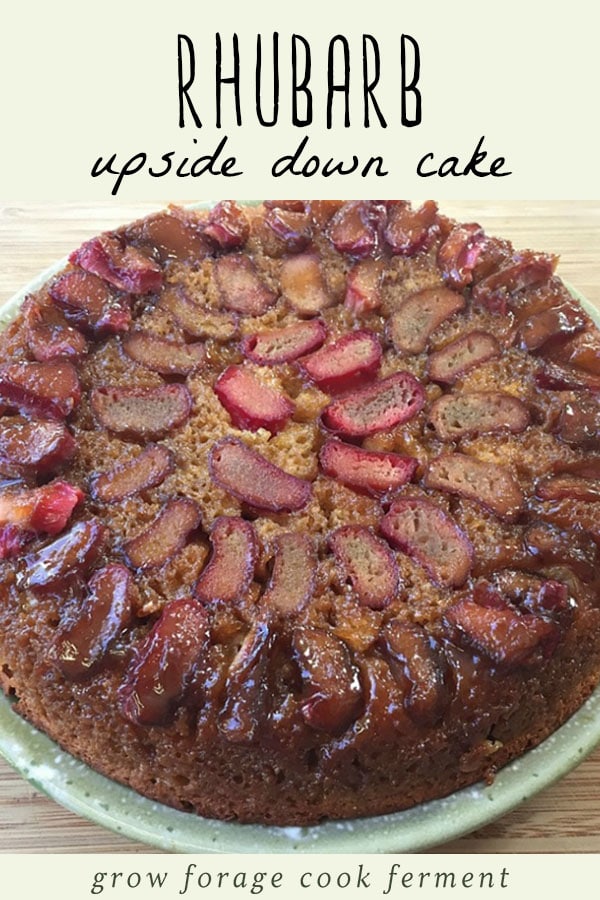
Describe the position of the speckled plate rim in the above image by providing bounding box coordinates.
[0,206,599,854]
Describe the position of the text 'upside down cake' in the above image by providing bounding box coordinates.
[0,200,599,826]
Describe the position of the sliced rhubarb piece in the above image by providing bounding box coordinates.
[203,200,250,250]
[264,207,312,252]
[443,595,559,669]
[260,532,316,615]
[49,270,132,336]
[344,259,384,315]
[516,301,587,353]
[328,201,383,257]
[555,331,600,376]
[0,418,76,478]
[214,254,277,316]
[119,597,208,726]
[208,437,312,513]
[524,521,598,584]
[195,516,258,604]
[429,391,530,440]
[292,627,363,734]
[380,621,450,725]
[321,371,425,437]
[0,360,81,420]
[22,297,88,361]
[310,200,344,226]
[124,497,201,570]
[70,234,163,294]
[90,444,174,503]
[319,439,417,496]
[22,519,108,589]
[52,563,135,680]
[437,223,486,289]
[426,453,524,521]
[329,525,398,610]
[91,383,192,441]
[214,366,294,434]
[556,396,600,448]
[535,472,600,503]
[242,319,327,365]
[472,251,558,311]
[300,330,382,393]
[0,481,83,559]
[220,621,276,742]
[383,200,439,256]
[535,360,600,393]
[137,206,213,262]
[123,331,206,376]
[389,286,466,355]
[427,330,501,384]
[380,498,472,588]
[158,287,238,341]
[280,253,333,316]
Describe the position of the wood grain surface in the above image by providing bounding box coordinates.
[0,201,598,854]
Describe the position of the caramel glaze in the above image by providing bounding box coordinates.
[1,200,599,825]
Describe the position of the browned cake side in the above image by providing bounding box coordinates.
[0,200,599,825]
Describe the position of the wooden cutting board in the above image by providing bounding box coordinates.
[0,201,598,853]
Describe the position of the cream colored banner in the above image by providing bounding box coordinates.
[1,854,599,898]
[0,0,598,199]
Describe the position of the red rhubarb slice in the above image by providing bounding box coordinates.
[264,207,311,252]
[383,200,439,256]
[426,453,524,522]
[22,297,88,361]
[260,532,316,615]
[124,497,201,570]
[427,330,501,384]
[203,200,250,250]
[380,498,473,588]
[556,396,600,448]
[49,270,132,336]
[158,287,238,341]
[219,621,276,742]
[70,234,163,294]
[22,519,108,589]
[242,319,327,365]
[208,437,312,512]
[214,366,295,434]
[300,330,382,393]
[90,444,174,503]
[535,360,600,393]
[443,595,559,670]
[328,201,383,257]
[0,481,83,559]
[319,438,417,496]
[516,301,587,353]
[280,253,333,315]
[214,254,277,316]
[388,286,466,355]
[91,383,192,441]
[123,331,206,376]
[329,525,399,610]
[344,259,384,315]
[524,521,598,584]
[380,621,450,725]
[0,360,81,420]
[119,597,209,726]
[321,372,425,437]
[428,391,530,440]
[535,472,600,504]
[292,627,363,734]
[52,563,135,680]
[437,223,486,289]
[0,418,76,478]
[195,516,258,604]
[137,206,213,262]
[472,251,557,311]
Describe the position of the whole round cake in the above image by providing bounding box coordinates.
[0,200,599,826]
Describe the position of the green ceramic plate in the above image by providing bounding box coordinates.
[0,213,599,853]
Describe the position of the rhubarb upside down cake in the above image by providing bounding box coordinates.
[0,200,599,826]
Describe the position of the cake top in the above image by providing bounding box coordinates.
[0,200,599,742]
